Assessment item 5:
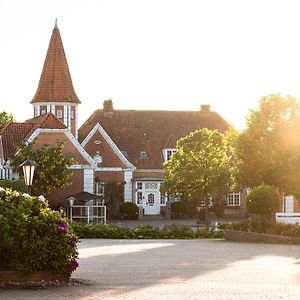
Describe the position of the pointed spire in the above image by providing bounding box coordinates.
[31,24,81,104]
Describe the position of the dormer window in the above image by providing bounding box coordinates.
[163,148,176,161]
[93,151,102,165]
[140,151,147,159]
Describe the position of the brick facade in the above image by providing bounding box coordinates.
[84,131,127,168]
[46,168,84,208]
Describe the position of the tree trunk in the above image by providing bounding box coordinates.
[205,200,210,230]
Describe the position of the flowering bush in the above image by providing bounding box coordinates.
[0,188,79,276]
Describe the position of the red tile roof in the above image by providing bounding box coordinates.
[0,123,36,160]
[31,23,80,104]
[25,112,66,129]
[0,113,67,160]
[79,104,230,169]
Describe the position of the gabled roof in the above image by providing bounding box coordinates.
[31,22,80,104]
[0,123,36,160]
[25,112,66,129]
[79,102,230,169]
[0,113,68,160]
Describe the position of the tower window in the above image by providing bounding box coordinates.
[41,109,46,115]
[140,151,147,159]
[71,110,74,119]
[56,110,63,119]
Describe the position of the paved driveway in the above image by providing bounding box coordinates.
[2,239,300,299]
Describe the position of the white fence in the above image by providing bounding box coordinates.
[276,213,300,224]
[69,204,106,224]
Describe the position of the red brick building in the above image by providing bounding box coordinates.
[0,22,245,215]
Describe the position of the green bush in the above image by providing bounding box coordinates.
[72,223,135,239]
[0,179,27,193]
[246,184,281,218]
[119,202,139,219]
[171,201,197,219]
[219,217,300,238]
[73,223,224,239]
[0,188,79,275]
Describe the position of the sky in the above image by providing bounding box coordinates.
[1,0,300,129]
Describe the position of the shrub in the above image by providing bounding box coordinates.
[73,223,224,239]
[0,188,79,276]
[73,223,135,239]
[246,184,281,218]
[171,201,197,219]
[119,202,139,219]
[0,179,27,193]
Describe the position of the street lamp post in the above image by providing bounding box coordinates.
[68,197,75,221]
[196,206,201,231]
[20,160,36,194]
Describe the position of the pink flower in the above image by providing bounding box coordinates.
[68,258,79,272]
[71,235,79,247]
[57,221,68,234]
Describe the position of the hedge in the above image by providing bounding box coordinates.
[73,223,224,239]
[219,216,300,238]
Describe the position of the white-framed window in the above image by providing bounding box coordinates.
[41,109,46,115]
[163,148,176,161]
[166,194,180,202]
[160,193,166,205]
[137,182,142,190]
[137,191,143,205]
[227,192,240,206]
[140,151,147,159]
[148,193,155,206]
[70,110,74,119]
[95,182,105,196]
[199,198,213,207]
[56,110,63,119]
[145,182,158,190]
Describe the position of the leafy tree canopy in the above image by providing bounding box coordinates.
[236,94,300,196]
[162,129,232,228]
[162,128,232,204]
[10,141,76,195]
[246,184,281,218]
[0,111,15,126]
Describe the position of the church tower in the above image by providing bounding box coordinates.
[31,20,81,139]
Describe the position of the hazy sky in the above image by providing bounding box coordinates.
[1,0,300,129]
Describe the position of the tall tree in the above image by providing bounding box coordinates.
[236,94,300,197]
[0,111,15,126]
[162,128,232,229]
[10,141,76,195]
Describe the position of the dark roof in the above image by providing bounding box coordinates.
[79,104,230,169]
[31,23,80,104]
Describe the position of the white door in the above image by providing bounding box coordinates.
[284,195,294,213]
[144,192,160,215]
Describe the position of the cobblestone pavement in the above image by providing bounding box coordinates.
[2,239,300,299]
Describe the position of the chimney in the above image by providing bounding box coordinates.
[200,104,210,113]
[103,99,113,112]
